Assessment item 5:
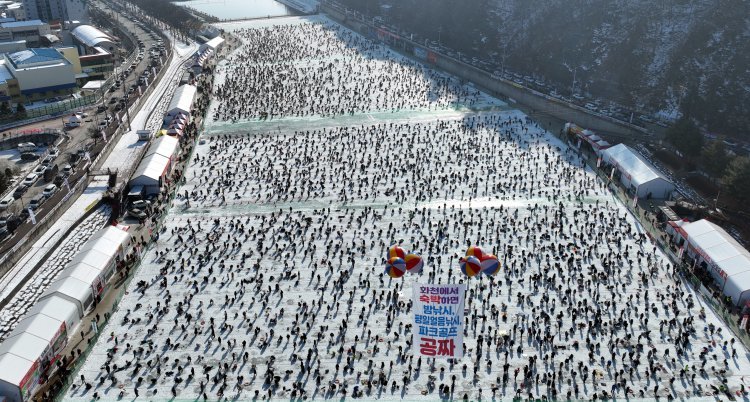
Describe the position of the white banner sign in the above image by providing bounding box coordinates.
[412,283,465,359]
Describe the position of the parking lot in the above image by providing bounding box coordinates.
[0,8,169,248]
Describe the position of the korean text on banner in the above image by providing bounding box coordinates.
[412,283,465,359]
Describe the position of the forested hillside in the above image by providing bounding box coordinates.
[340,0,750,137]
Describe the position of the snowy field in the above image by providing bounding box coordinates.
[66,16,750,401]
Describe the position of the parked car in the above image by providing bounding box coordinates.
[22,173,38,186]
[33,165,46,176]
[0,197,12,211]
[13,184,28,199]
[28,194,45,210]
[20,152,39,161]
[127,208,147,220]
[42,184,57,198]
[130,200,151,211]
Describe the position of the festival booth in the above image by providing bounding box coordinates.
[0,352,41,402]
[53,226,130,297]
[26,296,81,336]
[145,135,179,163]
[601,144,675,199]
[129,154,172,196]
[562,123,612,155]
[669,219,750,306]
[165,84,196,122]
[56,262,108,297]
[38,277,93,320]
[199,36,224,53]
[6,313,68,368]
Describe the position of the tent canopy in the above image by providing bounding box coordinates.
[9,314,63,343]
[677,219,750,305]
[0,352,36,387]
[145,135,179,160]
[0,333,48,363]
[130,153,171,187]
[59,263,105,286]
[601,144,671,188]
[166,84,196,117]
[27,295,80,332]
[40,276,92,315]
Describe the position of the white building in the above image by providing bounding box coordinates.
[199,36,224,53]
[70,24,115,54]
[4,47,76,99]
[165,84,196,119]
[601,143,675,199]
[669,219,750,306]
[145,135,179,161]
[129,153,171,196]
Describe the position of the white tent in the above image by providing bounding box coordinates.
[26,295,81,334]
[76,230,128,260]
[96,226,131,252]
[0,352,40,402]
[71,25,115,49]
[601,144,674,199]
[672,219,750,306]
[8,314,67,355]
[145,135,179,161]
[166,84,196,117]
[57,263,107,296]
[199,36,224,53]
[129,153,171,195]
[0,335,49,369]
[39,277,93,318]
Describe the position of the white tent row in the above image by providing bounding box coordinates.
[601,144,674,199]
[669,219,750,306]
[166,84,196,118]
[39,226,130,320]
[0,298,78,402]
[0,223,130,402]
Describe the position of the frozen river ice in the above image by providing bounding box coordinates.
[66,16,750,401]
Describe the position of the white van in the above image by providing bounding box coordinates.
[0,197,12,211]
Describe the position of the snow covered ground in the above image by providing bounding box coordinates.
[66,16,750,401]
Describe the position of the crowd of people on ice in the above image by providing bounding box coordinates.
[212,21,482,121]
[66,18,747,402]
